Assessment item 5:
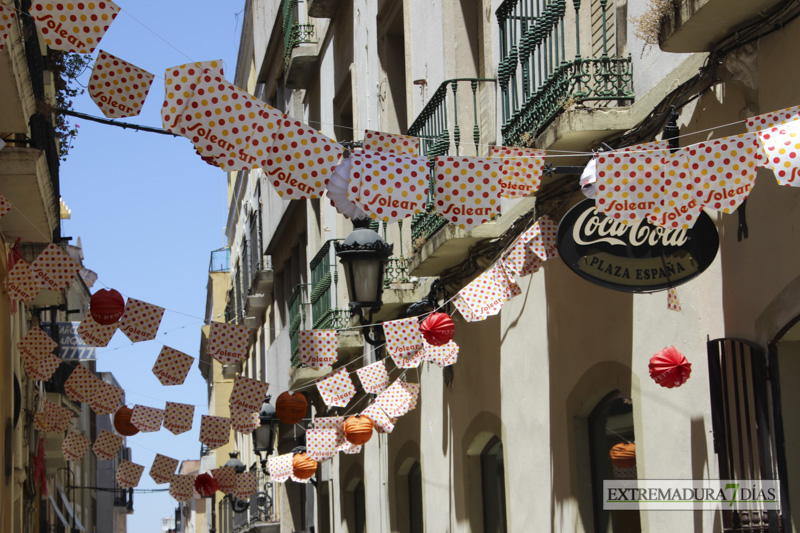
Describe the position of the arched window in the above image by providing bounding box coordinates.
[588,391,641,533]
[480,437,507,533]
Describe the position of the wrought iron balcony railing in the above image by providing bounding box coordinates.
[406,78,496,246]
[309,240,350,331]
[283,0,316,66]
[496,0,634,145]
[288,283,307,365]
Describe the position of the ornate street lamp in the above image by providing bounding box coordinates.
[223,452,249,513]
[335,217,393,344]
[253,396,277,457]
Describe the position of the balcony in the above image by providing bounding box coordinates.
[0,147,60,243]
[307,0,339,18]
[496,0,634,146]
[659,0,782,52]
[283,0,320,88]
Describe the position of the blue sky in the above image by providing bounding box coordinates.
[58,1,243,529]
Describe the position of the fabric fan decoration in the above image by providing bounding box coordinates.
[490,145,545,198]
[161,60,223,132]
[160,400,196,435]
[118,298,165,343]
[434,156,503,230]
[298,329,338,369]
[649,346,692,388]
[0,4,16,52]
[90,288,125,325]
[116,460,145,489]
[316,368,357,408]
[88,51,154,118]
[30,0,120,54]
[206,321,251,365]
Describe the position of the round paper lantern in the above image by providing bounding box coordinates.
[276,391,308,425]
[326,158,366,219]
[90,289,125,325]
[292,453,318,480]
[343,415,373,446]
[194,473,219,497]
[649,345,692,388]
[609,442,636,469]
[419,312,455,346]
[113,406,139,436]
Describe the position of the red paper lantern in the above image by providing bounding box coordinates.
[113,406,139,436]
[90,289,125,325]
[292,453,318,480]
[649,345,692,388]
[419,312,455,346]
[609,442,636,468]
[194,473,219,497]
[343,415,373,445]
[275,391,307,425]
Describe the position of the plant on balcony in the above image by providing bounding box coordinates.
[47,50,91,160]
[631,0,680,49]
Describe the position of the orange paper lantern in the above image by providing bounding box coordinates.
[292,453,318,480]
[609,442,636,469]
[90,289,125,325]
[343,415,373,445]
[275,391,307,425]
[114,406,140,437]
[420,312,455,346]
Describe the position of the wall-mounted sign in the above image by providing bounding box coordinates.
[41,322,97,360]
[556,200,719,292]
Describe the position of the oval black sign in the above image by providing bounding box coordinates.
[556,199,719,293]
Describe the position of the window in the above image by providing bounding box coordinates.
[378,0,408,133]
[588,391,640,533]
[480,437,507,533]
[408,462,424,533]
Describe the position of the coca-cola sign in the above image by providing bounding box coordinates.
[556,200,718,292]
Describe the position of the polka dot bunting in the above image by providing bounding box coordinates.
[298,329,338,370]
[340,441,363,454]
[211,466,236,493]
[313,416,347,451]
[163,402,194,435]
[528,215,559,262]
[77,313,118,347]
[746,105,800,132]
[29,0,120,54]
[0,192,13,217]
[316,368,356,408]
[233,471,257,500]
[361,402,396,434]
[490,146,545,198]
[5,259,41,302]
[30,243,81,292]
[363,129,420,156]
[119,298,165,343]
[667,287,682,312]
[87,379,123,415]
[92,429,122,461]
[199,415,231,450]
[228,375,270,413]
[434,156,503,230]
[207,321,251,365]
[150,454,179,485]
[404,382,420,411]
[355,359,390,395]
[151,346,194,386]
[88,50,154,118]
[178,71,282,171]
[382,317,425,369]
[757,120,800,187]
[64,364,100,403]
[349,152,428,223]
[267,453,294,483]
[375,380,413,418]
[596,148,670,224]
[161,60,223,132]
[0,3,16,52]
[500,216,557,278]
[116,460,145,489]
[130,404,164,433]
[453,263,520,322]
[169,474,196,502]
[306,428,338,461]
[230,405,260,434]
[265,115,343,200]
[62,431,91,462]
[42,399,73,433]
[421,340,459,368]
[29,353,62,382]
[17,326,58,361]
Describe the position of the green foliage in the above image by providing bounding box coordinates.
[47,50,91,160]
